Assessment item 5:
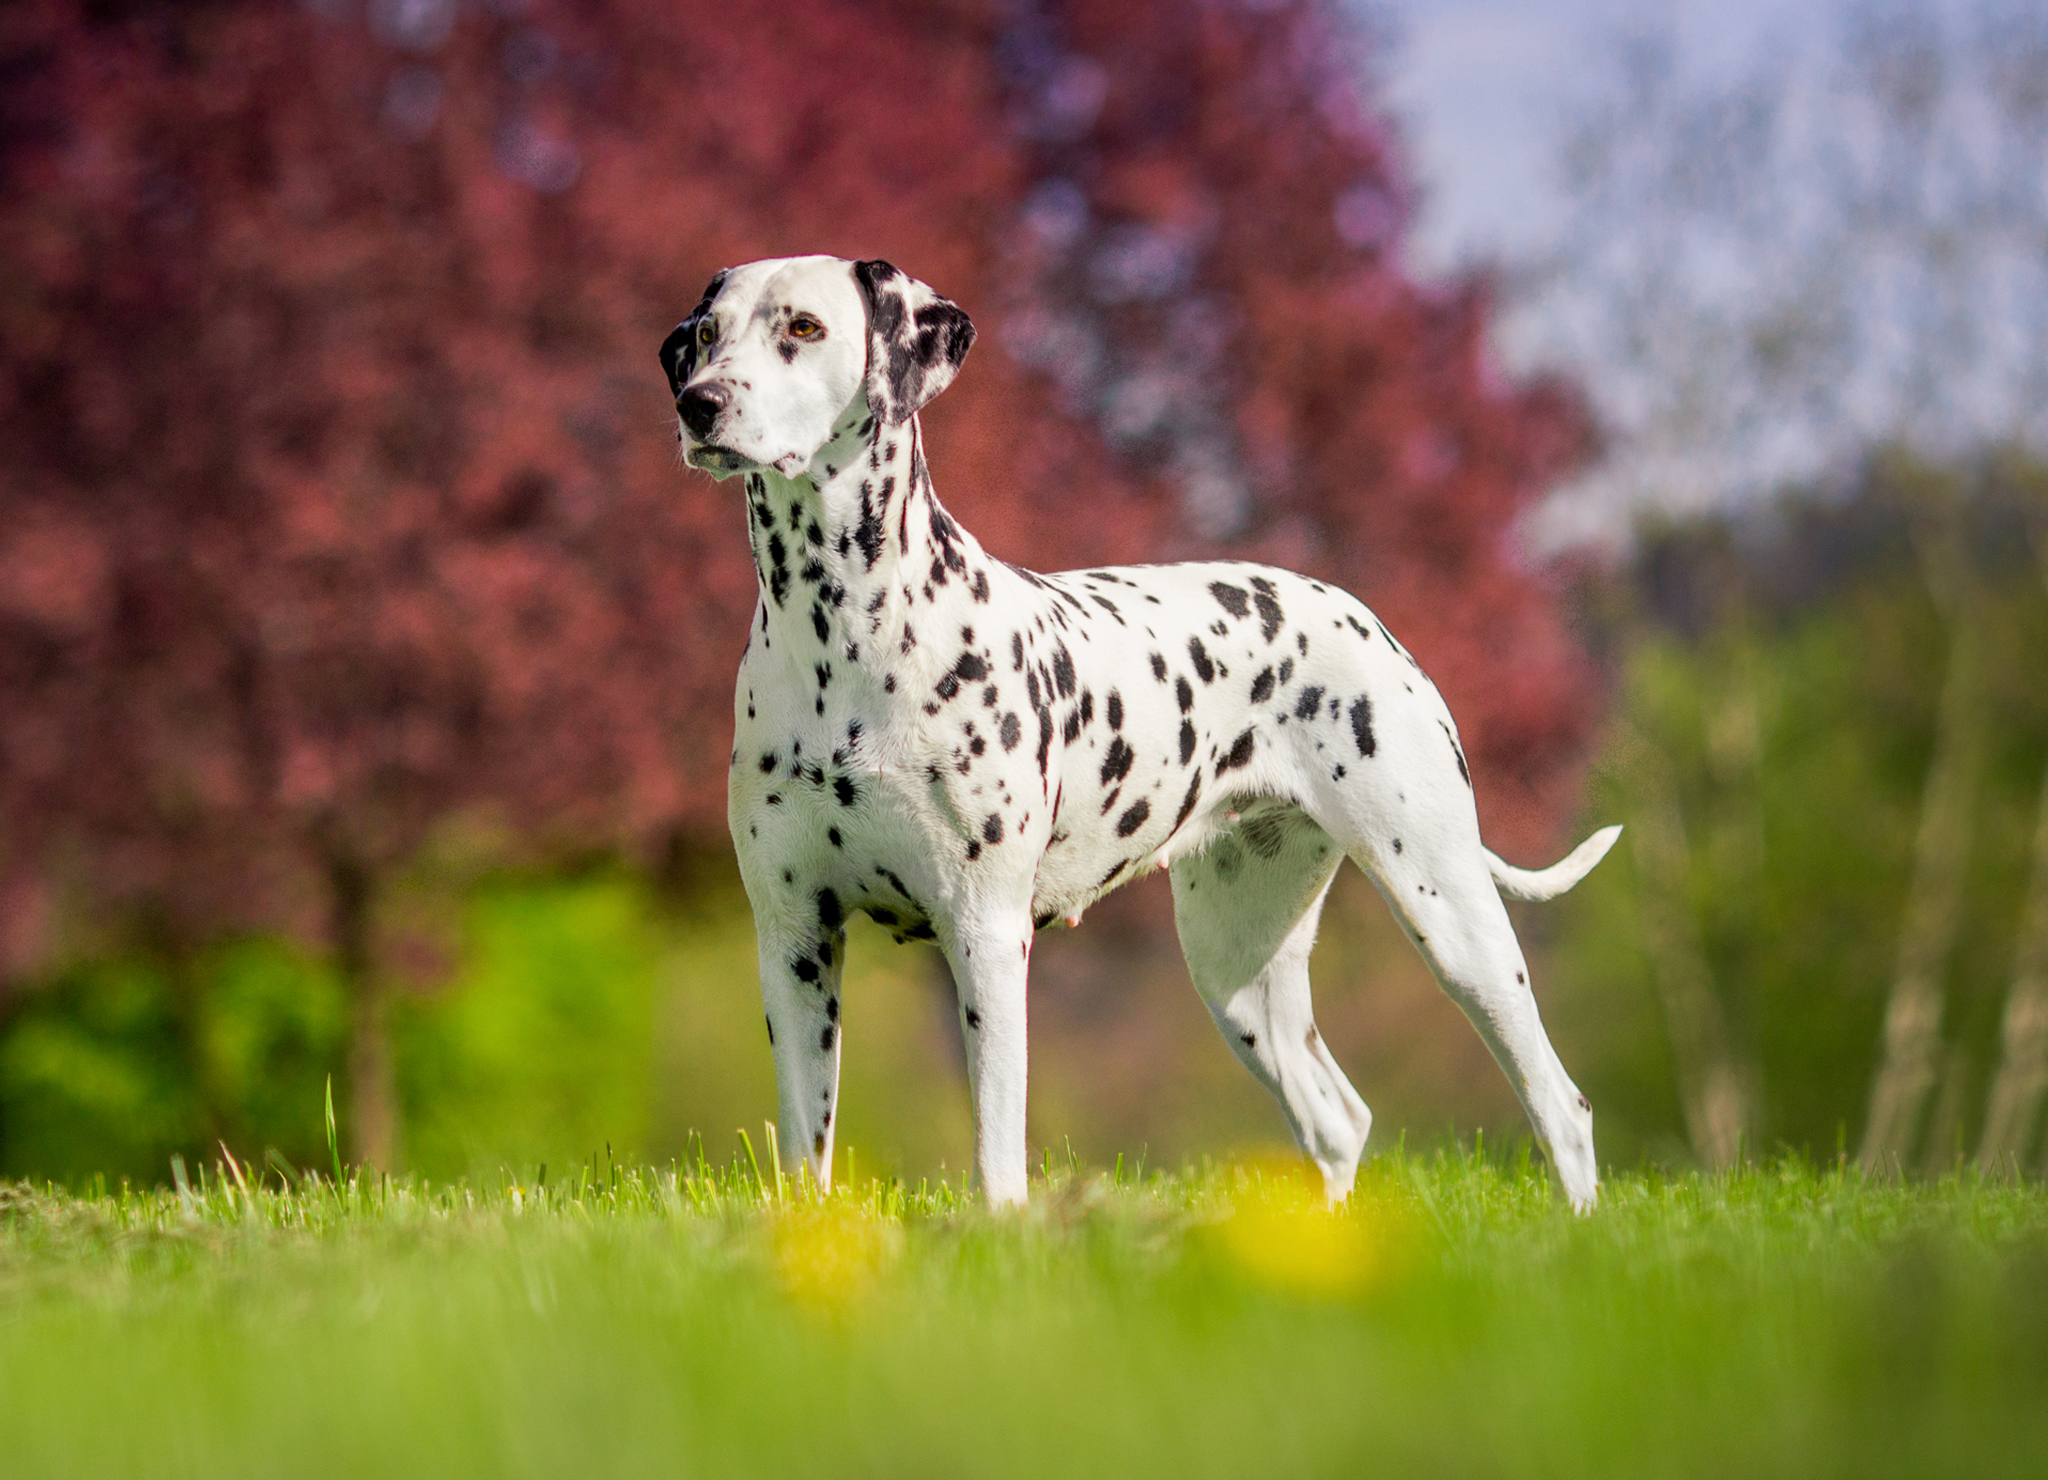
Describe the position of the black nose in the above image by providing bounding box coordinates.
[676,383,729,440]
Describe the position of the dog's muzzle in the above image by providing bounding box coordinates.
[676,382,746,472]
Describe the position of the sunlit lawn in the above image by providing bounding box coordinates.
[1,1151,2044,1478]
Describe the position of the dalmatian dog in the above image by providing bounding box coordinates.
[661,255,1621,1210]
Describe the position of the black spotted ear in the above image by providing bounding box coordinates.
[659,268,730,398]
[852,259,975,425]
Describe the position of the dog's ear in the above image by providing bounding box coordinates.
[659,268,729,398]
[852,259,975,425]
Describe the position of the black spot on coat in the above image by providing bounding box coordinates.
[1051,644,1076,698]
[1253,590,1285,642]
[1100,735,1136,786]
[1217,728,1257,776]
[1208,582,1251,619]
[1350,697,1377,758]
[853,482,887,569]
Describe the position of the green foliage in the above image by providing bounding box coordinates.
[0,1158,2041,1477]
[395,874,665,1177]
[0,941,348,1186]
[204,939,354,1165]
[1547,492,2048,1166]
[0,878,680,1187]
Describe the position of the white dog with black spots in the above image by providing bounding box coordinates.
[661,255,1621,1210]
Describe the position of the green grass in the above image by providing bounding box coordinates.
[1,1152,2044,1479]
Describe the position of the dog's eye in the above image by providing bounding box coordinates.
[697,320,716,346]
[789,315,823,340]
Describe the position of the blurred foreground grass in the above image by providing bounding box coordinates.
[1,1154,2044,1478]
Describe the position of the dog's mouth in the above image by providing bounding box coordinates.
[684,443,748,473]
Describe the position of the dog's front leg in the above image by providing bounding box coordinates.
[943,902,1035,1208]
[757,917,847,1194]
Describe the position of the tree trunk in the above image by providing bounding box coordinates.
[1978,755,2048,1172]
[1621,721,1752,1168]
[331,855,396,1170]
[1860,513,1985,1174]
[1700,634,1770,1136]
[1919,1042,1972,1174]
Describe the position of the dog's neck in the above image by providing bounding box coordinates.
[739,397,990,681]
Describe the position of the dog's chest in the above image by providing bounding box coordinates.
[729,622,1032,920]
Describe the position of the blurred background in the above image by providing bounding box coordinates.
[1,0,2042,1188]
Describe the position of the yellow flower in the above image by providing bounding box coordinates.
[1203,1160,1420,1300]
[769,1203,898,1314]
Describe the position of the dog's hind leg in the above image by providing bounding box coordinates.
[1359,827,1599,1210]
[1170,807,1370,1201]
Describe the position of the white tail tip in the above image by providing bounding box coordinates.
[1485,824,1623,903]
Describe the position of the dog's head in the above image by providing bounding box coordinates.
[660,255,975,481]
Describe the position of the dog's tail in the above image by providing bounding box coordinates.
[1484,824,1623,903]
